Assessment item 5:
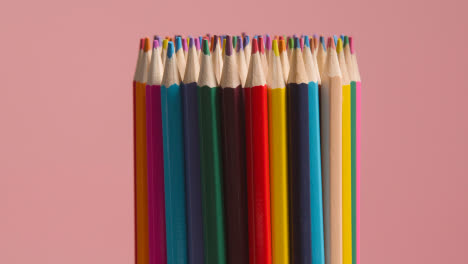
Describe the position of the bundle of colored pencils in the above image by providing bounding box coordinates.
[133,34,361,264]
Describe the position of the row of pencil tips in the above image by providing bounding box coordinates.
[133,34,360,89]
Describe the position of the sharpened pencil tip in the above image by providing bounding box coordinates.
[153,39,159,49]
[320,36,326,51]
[225,36,232,56]
[189,37,194,48]
[175,37,183,52]
[202,39,210,55]
[344,35,349,47]
[167,41,174,58]
[144,38,150,52]
[279,39,286,52]
[244,35,250,46]
[236,36,243,52]
[258,36,265,54]
[273,39,279,57]
[304,35,310,48]
[266,35,272,50]
[336,38,343,53]
[349,37,354,54]
[327,37,335,50]
[251,38,258,54]
[139,38,144,50]
[294,37,300,49]
[162,39,168,50]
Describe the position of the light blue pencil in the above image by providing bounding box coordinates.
[304,36,325,264]
[161,41,188,264]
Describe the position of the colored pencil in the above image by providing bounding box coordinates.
[287,37,312,264]
[309,37,322,85]
[161,39,169,66]
[175,37,186,80]
[337,37,351,264]
[265,35,272,65]
[146,39,167,264]
[279,39,290,83]
[317,36,327,79]
[244,36,251,68]
[219,36,249,264]
[245,38,272,264]
[161,41,188,264]
[349,36,361,264]
[287,37,294,61]
[133,38,143,264]
[267,39,290,264]
[134,37,151,264]
[321,37,343,264]
[181,37,204,264]
[236,36,248,87]
[195,37,201,61]
[212,36,223,85]
[198,39,227,264]
[303,36,326,264]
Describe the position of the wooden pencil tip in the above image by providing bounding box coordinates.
[349,37,355,54]
[320,36,326,51]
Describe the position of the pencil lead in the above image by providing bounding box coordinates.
[279,39,286,51]
[258,36,265,54]
[213,35,219,50]
[195,37,200,50]
[333,35,338,46]
[236,36,243,52]
[163,39,169,50]
[167,41,174,58]
[294,37,300,50]
[251,38,258,54]
[140,38,145,50]
[144,37,150,52]
[225,36,232,56]
[336,38,343,53]
[153,39,159,49]
[343,36,349,47]
[175,37,183,52]
[320,36,326,51]
[327,37,335,50]
[266,35,272,51]
[182,38,188,52]
[289,37,294,49]
[304,35,310,48]
[349,37,354,54]
[244,35,250,46]
[273,39,279,57]
[189,37,194,48]
[202,39,210,55]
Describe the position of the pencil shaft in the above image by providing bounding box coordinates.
[220,86,249,264]
[198,86,227,264]
[330,76,343,264]
[135,82,150,264]
[287,82,312,264]
[181,82,205,264]
[355,81,361,264]
[268,87,290,264]
[308,81,325,264]
[161,84,188,264]
[350,81,357,264]
[245,85,272,264]
[342,83,352,264]
[146,84,167,264]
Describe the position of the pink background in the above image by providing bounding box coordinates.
[1,0,468,263]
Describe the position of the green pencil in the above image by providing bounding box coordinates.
[198,39,227,264]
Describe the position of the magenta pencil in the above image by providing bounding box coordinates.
[146,39,167,264]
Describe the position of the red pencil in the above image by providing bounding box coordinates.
[245,38,272,264]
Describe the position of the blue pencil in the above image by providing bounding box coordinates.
[161,41,188,264]
[181,37,204,264]
[304,36,325,264]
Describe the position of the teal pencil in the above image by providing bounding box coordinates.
[161,41,188,264]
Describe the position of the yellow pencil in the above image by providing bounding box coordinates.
[337,37,352,264]
[267,39,290,264]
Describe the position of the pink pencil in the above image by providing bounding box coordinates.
[146,39,167,264]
